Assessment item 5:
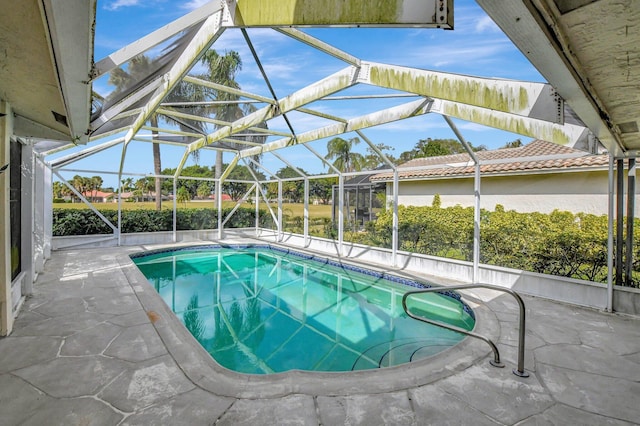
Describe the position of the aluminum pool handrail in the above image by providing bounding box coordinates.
[402,283,529,378]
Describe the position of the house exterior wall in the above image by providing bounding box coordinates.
[0,100,13,335]
[387,170,639,215]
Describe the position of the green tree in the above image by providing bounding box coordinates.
[275,166,307,203]
[502,139,523,149]
[71,175,92,202]
[363,143,396,169]
[398,138,487,162]
[134,177,154,201]
[325,137,365,173]
[52,181,67,200]
[223,164,263,201]
[310,177,337,205]
[176,187,191,205]
[162,165,214,198]
[196,182,212,199]
[201,50,244,178]
[121,177,134,192]
[90,176,103,198]
[109,55,165,211]
[109,55,210,210]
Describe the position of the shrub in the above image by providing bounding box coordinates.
[53,207,274,236]
[349,205,620,285]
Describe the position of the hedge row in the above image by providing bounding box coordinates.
[52,208,274,236]
[359,205,640,286]
[53,205,640,287]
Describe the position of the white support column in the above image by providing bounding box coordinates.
[1,100,14,335]
[216,180,222,240]
[607,155,614,312]
[444,115,481,282]
[42,161,52,261]
[34,157,47,274]
[392,169,399,267]
[304,178,309,247]
[172,179,177,243]
[473,163,481,282]
[338,174,344,256]
[255,184,260,237]
[117,149,125,246]
[278,180,283,242]
[20,140,34,294]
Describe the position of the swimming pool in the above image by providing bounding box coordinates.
[132,245,475,374]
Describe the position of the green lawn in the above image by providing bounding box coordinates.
[53,201,333,218]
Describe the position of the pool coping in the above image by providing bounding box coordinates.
[118,241,500,398]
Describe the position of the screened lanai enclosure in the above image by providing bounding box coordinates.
[2,0,640,336]
[332,172,385,231]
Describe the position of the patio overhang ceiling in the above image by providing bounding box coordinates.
[476,0,640,158]
[35,1,640,175]
[0,0,94,144]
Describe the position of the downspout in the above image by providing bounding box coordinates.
[607,155,614,312]
[625,158,636,285]
[616,159,624,285]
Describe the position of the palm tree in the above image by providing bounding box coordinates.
[164,79,210,164]
[110,50,266,209]
[199,50,268,176]
[325,137,366,228]
[52,181,66,200]
[109,55,164,210]
[325,136,365,173]
[121,177,134,192]
[502,138,524,149]
[71,175,92,202]
[90,176,103,199]
[200,50,245,179]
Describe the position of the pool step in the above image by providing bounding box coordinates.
[352,338,461,370]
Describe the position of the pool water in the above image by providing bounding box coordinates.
[132,246,475,374]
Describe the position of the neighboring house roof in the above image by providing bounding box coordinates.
[208,194,232,201]
[81,190,114,198]
[371,140,610,182]
[343,167,387,186]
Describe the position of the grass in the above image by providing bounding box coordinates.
[53,201,333,218]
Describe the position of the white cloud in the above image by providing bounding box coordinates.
[181,0,209,10]
[403,37,513,70]
[457,121,497,132]
[104,0,141,11]
[474,15,501,34]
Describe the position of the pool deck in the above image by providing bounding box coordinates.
[1,242,639,425]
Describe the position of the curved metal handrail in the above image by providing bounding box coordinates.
[402,283,529,378]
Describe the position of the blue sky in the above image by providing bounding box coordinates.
[54,0,546,189]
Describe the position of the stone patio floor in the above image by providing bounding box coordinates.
[1,244,639,425]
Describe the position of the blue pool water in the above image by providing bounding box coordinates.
[132,245,475,374]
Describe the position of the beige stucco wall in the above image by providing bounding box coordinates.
[387,170,640,215]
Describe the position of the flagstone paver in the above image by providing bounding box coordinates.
[0,244,638,425]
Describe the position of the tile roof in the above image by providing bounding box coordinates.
[371,140,609,182]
